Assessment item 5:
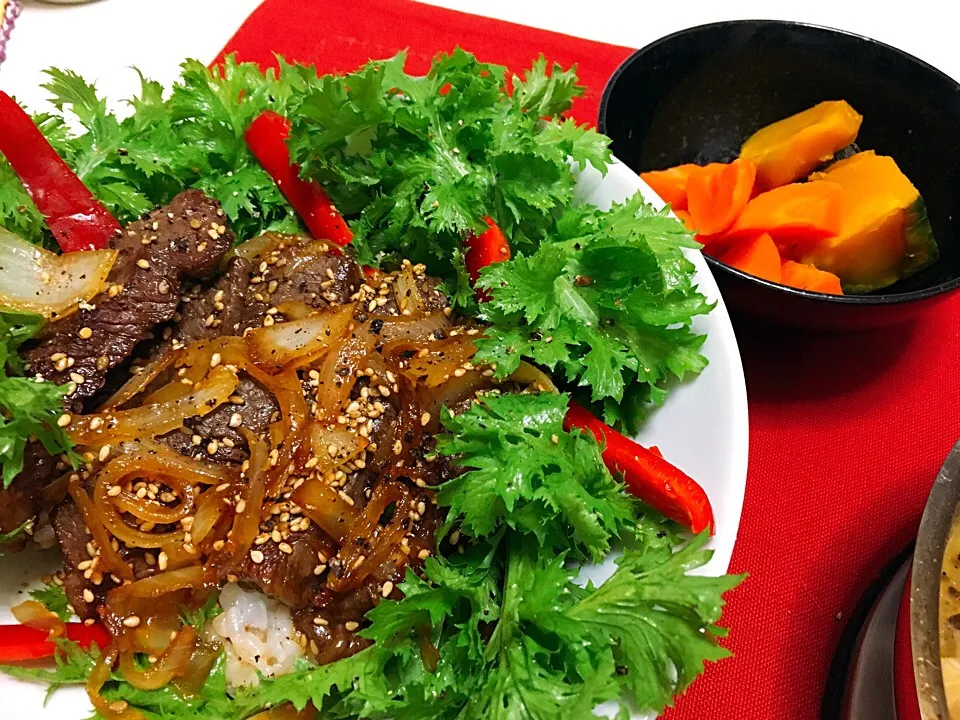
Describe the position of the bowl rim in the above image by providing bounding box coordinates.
[597,18,960,307]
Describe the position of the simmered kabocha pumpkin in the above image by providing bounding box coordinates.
[799,151,938,292]
[740,100,863,191]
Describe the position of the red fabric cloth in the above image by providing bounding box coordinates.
[218,1,960,716]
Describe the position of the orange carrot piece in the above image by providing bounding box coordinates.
[726,180,843,247]
[781,260,844,295]
[718,233,782,283]
[640,164,701,211]
[687,159,757,236]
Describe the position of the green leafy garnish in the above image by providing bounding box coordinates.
[0,638,97,705]
[180,590,223,630]
[0,311,77,488]
[475,195,713,434]
[436,391,634,560]
[0,518,33,548]
[29,581,72,622]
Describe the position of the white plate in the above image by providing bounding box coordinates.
[0,159,749,717]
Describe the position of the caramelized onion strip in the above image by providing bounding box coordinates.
[118,626,198,690]
[68,365,239,446]
[98,348,178,411]
[69,478,134,581]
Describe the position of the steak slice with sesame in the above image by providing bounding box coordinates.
[233,524,335,608]
[51,500,102,619]
[25,190,234,412]
[160,374,279,464]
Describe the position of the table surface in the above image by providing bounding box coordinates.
[3,0,960,111]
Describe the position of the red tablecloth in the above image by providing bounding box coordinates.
[218,1,960,716]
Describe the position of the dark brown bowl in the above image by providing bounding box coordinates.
[598,20,960,331]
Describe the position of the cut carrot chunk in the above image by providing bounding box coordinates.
[781,260,844,294]
[687,159,757,236]
[718,233,782,283]
[640,164,700,211]
[727,180,843,249]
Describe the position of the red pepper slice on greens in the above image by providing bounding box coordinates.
[245,110,353,247]
[0,91,121,252]
[0,622,111,662]
[564,401,715,534]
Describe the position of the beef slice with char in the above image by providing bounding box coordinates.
[233,524,333,608]
[25,190,233,412]
[160,374,278,464]
[175,257,251,344]
[0,444,57,542]
[51,501,102,619]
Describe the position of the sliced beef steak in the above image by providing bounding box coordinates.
[233,524,333,608]
[51,501,101,619]
[160,374,279,464]
[0,444,57,542]
[175,257,251,344]
[26,190,233,411]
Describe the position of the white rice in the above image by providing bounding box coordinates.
[211,582,304,687]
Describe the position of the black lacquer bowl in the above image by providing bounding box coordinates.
[599,20,960,331]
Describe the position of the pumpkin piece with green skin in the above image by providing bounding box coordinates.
[799,150,938,293]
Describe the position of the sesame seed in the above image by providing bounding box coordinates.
[208,229,220,240]
[122,615,141,628]
[393,440,402,455]
[190,219,202,229]
[136,259,150,269]
[250,550,265,564]
[450,530,461,545]
[235,499,247,514]
[78,327,93,339]
[381,581,394,598]
[98,445,111,462]
[158,552,168,571]
[453,368,467,378]
[207,440,219,455]
[337,490,355,506]
[278,542,293,554]
[83,588,95,603]
[57,414,72,427]
[314,564,327,575]
[77,560,92,570]
[158,279,170,295]
[109,701,129,713]
[313,616,329,626]
[420,412,431,426]
[106,485,122,497]
[230,395,245,405]
[327,443,338,457]
[210,353,222,368]
[70,372,85,384]
[345,621,360,632]
[418,549,431,560]
[416,501,426,515]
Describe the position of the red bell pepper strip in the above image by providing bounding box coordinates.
[563,401,715,535]
[0,622,111,662]
[464,216,511,301]
[245,110,353,247]
[0,91,121,252]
